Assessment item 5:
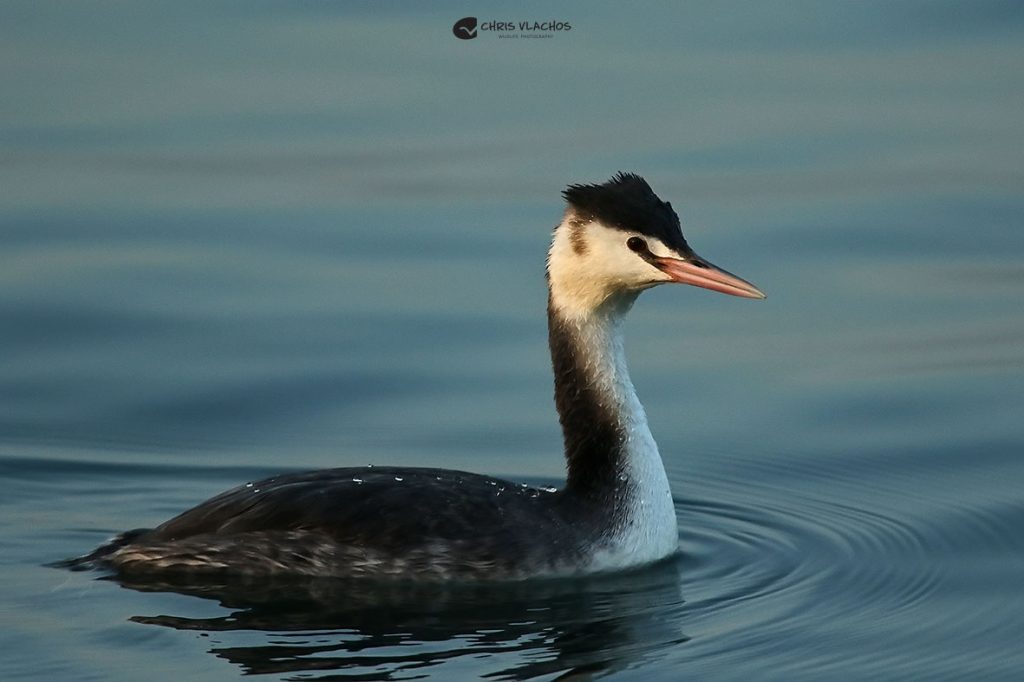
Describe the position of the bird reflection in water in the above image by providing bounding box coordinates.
[112,556,689,680]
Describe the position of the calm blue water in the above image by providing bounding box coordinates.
[3,2,1023,680]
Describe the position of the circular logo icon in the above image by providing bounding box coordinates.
[453,17,478,40]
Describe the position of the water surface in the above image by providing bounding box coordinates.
[2,2,1023,680]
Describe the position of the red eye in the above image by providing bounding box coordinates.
[626,237,647,253]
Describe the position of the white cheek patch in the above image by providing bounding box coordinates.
[548,218,677,316]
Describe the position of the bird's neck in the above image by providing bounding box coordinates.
[547,290,673,522]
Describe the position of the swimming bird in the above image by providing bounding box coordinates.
[66,173,764,581]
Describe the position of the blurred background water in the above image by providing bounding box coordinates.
[2,1,1023,680]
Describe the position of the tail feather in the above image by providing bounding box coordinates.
[48,528,153,571]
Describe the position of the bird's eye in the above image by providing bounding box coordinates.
[626,237,647,253]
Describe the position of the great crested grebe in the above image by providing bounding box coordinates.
[64,173,764,581]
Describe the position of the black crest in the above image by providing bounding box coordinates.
[562,173,691,254]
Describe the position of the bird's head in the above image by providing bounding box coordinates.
[547,173,765,317]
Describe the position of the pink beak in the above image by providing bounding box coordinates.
[654,253,766,299]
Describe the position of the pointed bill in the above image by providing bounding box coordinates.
[654,253,766,299]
